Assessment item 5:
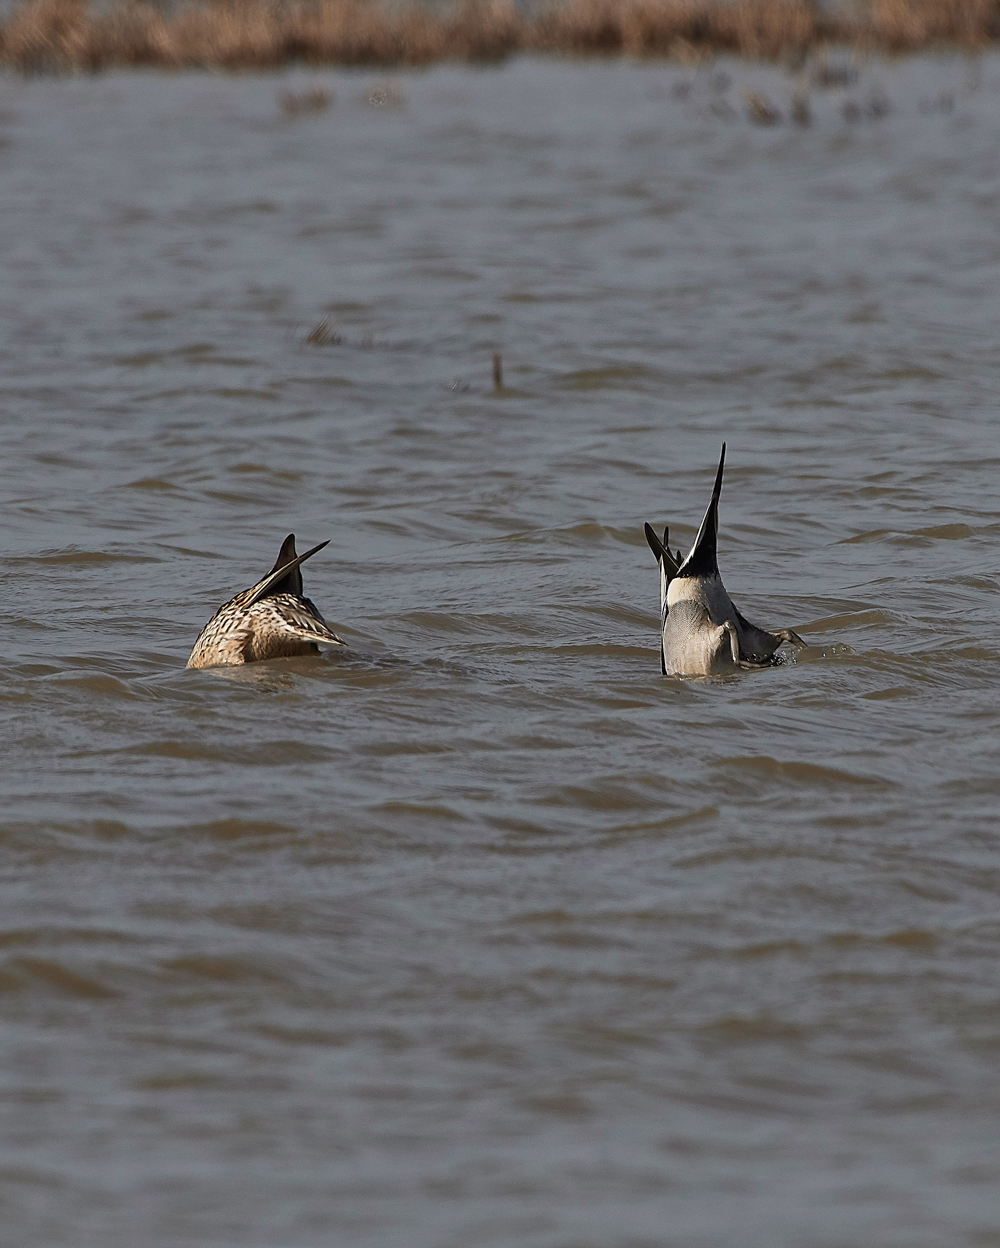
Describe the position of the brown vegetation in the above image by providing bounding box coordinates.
[304,317,342,344]
[741,85,780,121]
[0,0,995,74]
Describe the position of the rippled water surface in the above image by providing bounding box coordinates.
[2,52,1000,1247]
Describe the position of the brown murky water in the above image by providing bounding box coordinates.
[2,52,1000,1247]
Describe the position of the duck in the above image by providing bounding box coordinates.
[644,445,805,677]
[186,533,347,669]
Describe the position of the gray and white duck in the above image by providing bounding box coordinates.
[644,445,805,677]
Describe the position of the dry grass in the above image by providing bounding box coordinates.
[0,0,996,73]
[858,0,1000,52]
[529,0,823,61]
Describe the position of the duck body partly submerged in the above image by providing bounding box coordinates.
[186,534,347,670]
[644,445,804,678]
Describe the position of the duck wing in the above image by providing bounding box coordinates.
[254,593,347,648]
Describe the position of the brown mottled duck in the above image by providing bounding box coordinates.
[186,534,347,669]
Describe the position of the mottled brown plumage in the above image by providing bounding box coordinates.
[186,534,347,670]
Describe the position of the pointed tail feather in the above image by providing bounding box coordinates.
[644,522,681,578]
[270,534,298,573]
[266,534,304,597]
[248,538,330,608]
[675,442,725,579]
[644,522,665,562]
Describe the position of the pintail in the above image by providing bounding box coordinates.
[186,534,347,669]
[644,445,805,677]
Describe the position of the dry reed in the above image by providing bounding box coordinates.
[0,0,996,74]
[741,85,779,122]
[790,88,810,123]
[305,317,342,344]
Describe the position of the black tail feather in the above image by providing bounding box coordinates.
[644,522,681,578]
[250,537,330,607]
[267,534,304,597]
[644,522,665,563]
[676,443,725,579]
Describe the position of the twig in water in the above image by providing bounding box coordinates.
[741,88,780,125]
[306,318,342,346]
